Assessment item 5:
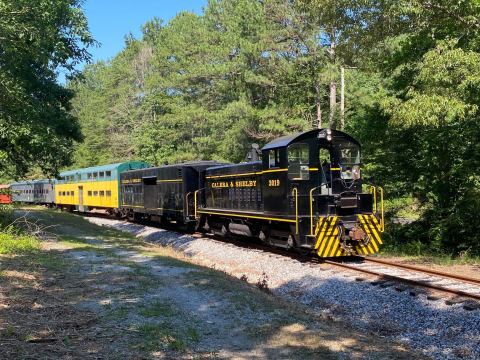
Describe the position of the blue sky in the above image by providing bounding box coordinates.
[61,0,206,81]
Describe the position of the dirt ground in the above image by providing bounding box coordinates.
[0,208,421,359]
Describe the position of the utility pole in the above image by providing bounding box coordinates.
[316,85,322,129]
[340,67,345,130]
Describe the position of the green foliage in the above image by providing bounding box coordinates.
[69,0,480,256]
[0,0,94,177]
[0,228,40,254]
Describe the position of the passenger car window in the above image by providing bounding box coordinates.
[288,143,310,180]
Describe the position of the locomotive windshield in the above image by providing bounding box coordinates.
[337,143,361,180]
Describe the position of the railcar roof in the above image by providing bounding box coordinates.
[262,129,360,151]
[10,179,52,185]
[59,161,148,176]
[206,161,261,171]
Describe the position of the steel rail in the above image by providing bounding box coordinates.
[362,257,480,285]
[78,211,480,302]
[324,260,480,301]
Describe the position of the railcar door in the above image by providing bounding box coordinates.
[143,176,157,210]
[78,186,84,212]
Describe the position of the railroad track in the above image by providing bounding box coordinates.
[325,257,480,305]
[81,210,480,307]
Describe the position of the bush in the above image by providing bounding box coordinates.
[0,206,40,254]
[0,228,40,254]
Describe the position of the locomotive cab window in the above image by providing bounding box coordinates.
[319,148,331,184]
[288,143,310,180]
[337,143,361,180]
[268,149,280,168]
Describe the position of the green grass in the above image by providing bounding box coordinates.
[135,323,187,351]
[139,301,178,318]
[0,230,40,254]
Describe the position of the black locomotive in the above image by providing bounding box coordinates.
[119,128,384,257]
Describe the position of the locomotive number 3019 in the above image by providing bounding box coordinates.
[268,179,280,187]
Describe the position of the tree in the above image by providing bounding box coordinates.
[0,0,94,178]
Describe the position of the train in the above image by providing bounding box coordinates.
[10,128,384,257]
[0,185,12,204]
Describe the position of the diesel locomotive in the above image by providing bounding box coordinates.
[11,128,384,258]
[119,128,384,257]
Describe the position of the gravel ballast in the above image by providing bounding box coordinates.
[87,217,480,360]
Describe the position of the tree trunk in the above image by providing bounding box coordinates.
[329,80,336,129]
[329,35,337,129]
[340,67,345,130]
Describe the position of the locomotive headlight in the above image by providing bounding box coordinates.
[327,135,332,141]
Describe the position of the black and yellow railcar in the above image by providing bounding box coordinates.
[119,161,221,228]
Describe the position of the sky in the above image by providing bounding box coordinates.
[60,0,206,82]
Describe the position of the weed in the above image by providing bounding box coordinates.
[0,231,39,254]
[139,301,177,318]
[5,324,15,337]
[135,323,186,351]
[256,272,271,293]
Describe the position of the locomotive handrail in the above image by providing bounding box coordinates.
[378,186,385,232]
[291,187,299,235]
[193,188,204,219]
[185,192,192,217]
[309,186,321,236]
[369,185,377,213]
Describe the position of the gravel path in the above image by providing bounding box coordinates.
[87,217,480,360]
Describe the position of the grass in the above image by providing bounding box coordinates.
[378,250,480,266]
[139,301,178,318]
[0,230,40,254]
[134,323,193,352]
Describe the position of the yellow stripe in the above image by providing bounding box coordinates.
[315,216,333,250]
[206,172,259,179]
[314,217,323,236]
[309,168,319,171]
[369,215,384,244]
[356,244,367,255]
[314,218,329,248]
[329,236,340,257]
[262,168,288,174]
[323,227,339,257]
[157,179,182,182]
[330,167,341,171]
[362,215,382,248]
[359,215,378,254]
[318,217,337,256]
[197,210,296,223]
[361,216,377,254]
[317,222,332,254]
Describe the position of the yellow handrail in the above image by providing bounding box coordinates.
[194,190,200,219]
[185,192,192,217]
[378,186,385,232]
[370,185,377,213]
[292,187,298,235]
[309,186,321,236]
